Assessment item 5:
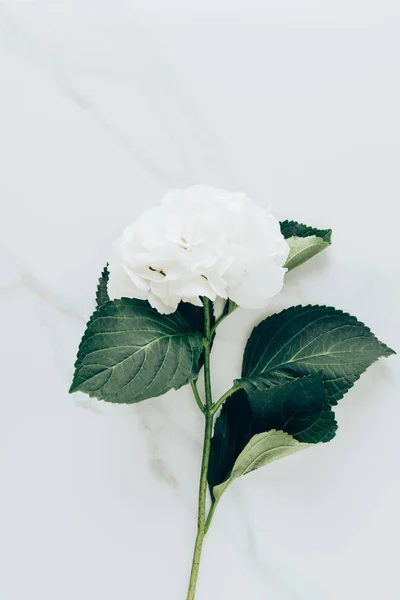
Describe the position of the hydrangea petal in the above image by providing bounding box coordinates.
[108,186,289,313]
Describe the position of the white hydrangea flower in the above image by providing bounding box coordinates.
[108,185,289,314]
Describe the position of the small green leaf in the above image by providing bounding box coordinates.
[284,235,331,270]
[208,373,336,493]
[280,220,332,270]
[70,298,203,403]
[96,265,110,307]
[280,220,332,242]
[213,430,311,501]
[239,305,395,404]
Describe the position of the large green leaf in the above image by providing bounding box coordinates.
[208,373,336,493]
[280,220,332,271]
[213,430,311,501]
[95,264,110,307]
[239,305,395,404]
[70,298,203,403]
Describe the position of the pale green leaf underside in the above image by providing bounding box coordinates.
[213,430,311,501]
[284,235,330,271]
[280,219,332,271]
[70,298,203,403]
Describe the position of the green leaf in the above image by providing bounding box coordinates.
[208,388,253,492]
[70,298,203,403]
[247,373,337,443]
[284,236,331,271]
[280,220,332,271]
[208,373,336,492]
[96,264,110,307]
[176,302,214,337]
[213,430,311,501]
[239,305,395,404]
[280,220,332,242]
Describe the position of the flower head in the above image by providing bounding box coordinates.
[108,185,289,313]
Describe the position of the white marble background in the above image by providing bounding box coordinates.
[1,1,399,599]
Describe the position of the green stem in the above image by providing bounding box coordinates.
[186,528,205,600]
[186,411,213,600]
[211,383,240,416]
[209,300,238,337]
[204,498,219,534]
[190,380,205,414]
[186,298,214,600]
[203,299,213,411]
[186,298,237,599]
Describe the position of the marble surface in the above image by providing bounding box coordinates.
[1,2,399,599]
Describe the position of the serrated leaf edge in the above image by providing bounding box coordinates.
[95,264,110,307]
[239,304,396,404]
[280,219,332,243]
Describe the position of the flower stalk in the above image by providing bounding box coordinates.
[185,299,245,598]
[185,410,213,600]
[185,298,217,600]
